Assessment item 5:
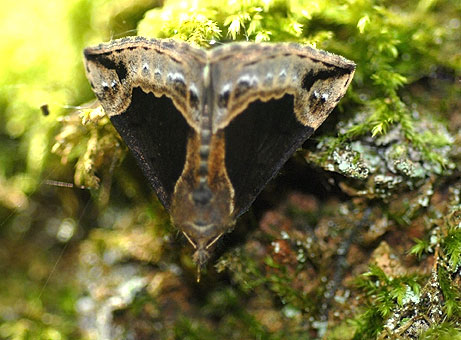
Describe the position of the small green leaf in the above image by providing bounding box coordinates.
[409,238,431,258]
[357,15,370,34]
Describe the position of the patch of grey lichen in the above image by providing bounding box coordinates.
[305,111,455,200]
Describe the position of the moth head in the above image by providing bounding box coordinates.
[181,228,222,266]
[171,177,235,266]
[180,216,230,267]
[184,232,222,282]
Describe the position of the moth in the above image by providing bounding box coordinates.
[83,36,355,268]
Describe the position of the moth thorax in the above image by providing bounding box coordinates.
[192,184,212,206]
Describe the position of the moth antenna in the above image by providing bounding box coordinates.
[206,232,223,250]
[182,231,197,249]
[43,179,87,189]
[110,29,138,40]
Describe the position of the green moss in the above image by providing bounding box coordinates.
[353,265,423,337]
[419,323,461,340]
[443,220,461,271]
[353,199,461,338]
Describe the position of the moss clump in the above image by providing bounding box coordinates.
[353,190,461,339]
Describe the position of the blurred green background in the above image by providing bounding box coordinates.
[0,1,162,338]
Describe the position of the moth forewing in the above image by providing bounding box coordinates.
[209,43,355,131]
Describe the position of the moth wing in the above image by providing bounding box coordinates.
[210,43,355,217]
[84,37,207,209]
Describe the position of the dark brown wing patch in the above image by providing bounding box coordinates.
[224,95,314,217]
[110,87,191,209]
